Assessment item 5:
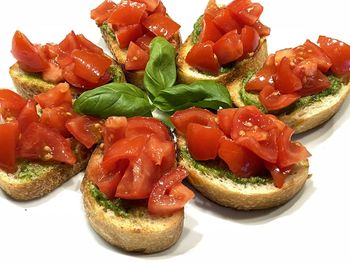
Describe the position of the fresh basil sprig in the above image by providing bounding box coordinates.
[144,37,177,98]
[73,83,153,118]
[153,80,232,113]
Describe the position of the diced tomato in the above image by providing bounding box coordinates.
[186,123,223,160]
[77,34,104,54]
[153,1,166,14]
[72,50,112,84]
[240,25,260,56]
[213,8,241,33]
[213,31,243,65]
[125,42,150,70]
[265,163,288,188]
[185,41,220,74]
[66,116,103,149]
[298,70,331,97]
[217,108,237,137]
[17,99,39,132]
[126,117,171,141]
[104,116,127,152]
[205,0,221,17]
[40,106,75,137]
[17,122,76,165]
[58,31,80,53]
[274,57,302,94]
[218,137,264,177]
[42,63,64,83]
[200,14,223,43]
[41,43,60,60]
[148,167,194,216]
[108,1,147,26]
[318,35,350,75]
[170,107,217,135]
[277,126,311,168]
[142,13,180,40]
[133,0,160,12]
[259,84,300,111]
[34,83,72,109]
[97,171,124,199]
[0,120,19,173]
[115,24,144,49]
[252,20,270,37]
[0,89,27,119]
[228,0,263,26]
[91,0,118,26]
[135,33,154,51]
[11,31,48,73]
[274,48,296,66]
[246,54,276,92]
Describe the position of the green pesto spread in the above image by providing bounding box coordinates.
[101,22,116,41]
[239,72,267,112]
[88,182,128,218]
[108,64,125,83]
[13,161,58,181]
[179,146,271,185]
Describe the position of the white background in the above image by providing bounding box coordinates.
[1,0,350,262]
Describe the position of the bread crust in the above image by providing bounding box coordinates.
[81,147,184,254]
[177,137,310,210]
[176,35,268,85]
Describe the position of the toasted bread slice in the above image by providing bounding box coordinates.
[176,33,268,85]
[228,76,350,134]
[100,23,181,88]
[0,140,90,201]
[9,62,126,99]
[81,147,184,254]
[177,136,309,210]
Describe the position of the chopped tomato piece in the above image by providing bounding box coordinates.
[115,24,144,49]
[186,123,223,161]
[153,1,166,14]
[40,106,75,137]
[125,42,149,71]
[58,31,80,53]
[274,57,302,94]
[246,54,276,92]
[17,122,76,165]
[104,116,127,152]
[277,126,311,168]
[11,31,48,73]
[0,89,27,119]
[66,116,103,149]
[265,163,288,188]
[298,70,331,97]
[142,13,180,40]
[148,167,194,216]
[72,50,112,84]
[0,120,18,173]
[77,34,103,54]
[318,35,350,75]
[213,31,243,65]
[200,14,223,43]
[240,25,260,56]
[205,0,221,17]
[126,117,171,141]
[91,0,118,26]
[41,43,60,60]
[228,0,263,26]
[17,99,39,132]
[259,84,300,111]
[252,20,270,37]
[34,83,72,109]
[218,137,264,177]
[213,8,241,33]
[108,1,147,26]
[274,48,296,66]
[133,0,160,12]
[217,108,237,137]
[135,33,154,51]
[42,63,64,83]
[170,107,217,135]
[185,41,220,74]
[97,171,124,199]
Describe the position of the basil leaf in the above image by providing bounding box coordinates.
[144,37,177,98]
[73,83,153,118]
[153,80,232,112]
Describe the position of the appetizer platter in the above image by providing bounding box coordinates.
[0,0,350,262]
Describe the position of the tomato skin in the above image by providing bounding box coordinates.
[148,167,194,216]
[153,1,166,14]
[116,24,144,49]
[217,108,237,137]
[265,163,287,188]
[125,42,150,71]
[135,33,154,51]
[11,31,48,73]
[91,0,117,26]
[0,120,19,173]
[213,31,243,65]
[259,84,301,111]
[229,1,263,26]
[108,1,147,27]
[274,57,302,94]
[17,99,39,133]
[133,0,160,12]
[126,117,172,141]
[17,122,76,165]
[186,123,223,161]
[200,14,223,43]
[213,8,241,33]
[0,89,27,119]
[252,20,270,37]
[142,13,180,40]
[77,34,104,54]
[58,31,80,54]
[318,35,350,75]
[218,137,264,177]
[205,0,221,17]
[170,107,217,135]
[298,69,331,97]
[40,106,75,138]
[104,116,127,152]
[185,41,220,74]
[240,25,260,56]
[34,83,72,109]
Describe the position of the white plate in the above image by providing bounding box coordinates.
[1,0,349,262]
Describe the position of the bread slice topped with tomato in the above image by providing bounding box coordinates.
[228,36,350,134]
[0,85,104,200]
[81,116,194,253]
[177,0,269,85]
[91,0,181,88]
[10,30,125,98]
[170,106,310,210]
